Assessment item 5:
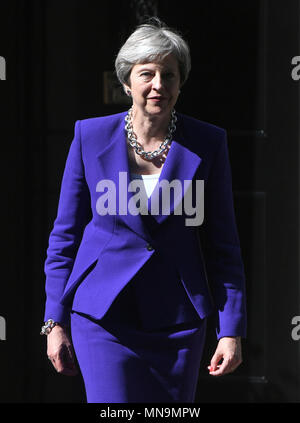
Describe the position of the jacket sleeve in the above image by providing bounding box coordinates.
[43,120,91,325]
[200,129,247,339]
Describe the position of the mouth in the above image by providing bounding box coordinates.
[148,96,166,102]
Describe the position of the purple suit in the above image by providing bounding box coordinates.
[43,111,247,402]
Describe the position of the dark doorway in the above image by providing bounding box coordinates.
[0,0,299,403]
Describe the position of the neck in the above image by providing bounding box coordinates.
[131,107,172,144]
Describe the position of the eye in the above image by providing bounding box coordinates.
[164,72,175,79]
[140,72,153,79]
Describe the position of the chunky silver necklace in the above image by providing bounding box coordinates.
[125,107,177,161]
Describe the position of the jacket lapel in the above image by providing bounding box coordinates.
[147,117,202,224]
[95,112,151,241]
[95,112,202,238]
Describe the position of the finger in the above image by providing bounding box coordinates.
[58,347,78,376]
[58,366,79,376]
[52,356,65,373]
[49,357,60,372]
[60,345,77,369]
[207,364,221,373]
[209,352,223,372]
[64,367,78,376]
[209,356,241,376]
[60,356,79,375]
[209,358,231,376]
[50,358,77,376]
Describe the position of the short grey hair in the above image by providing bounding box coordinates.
[115,19,191,88]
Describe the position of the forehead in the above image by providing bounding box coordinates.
[132,54,179,71]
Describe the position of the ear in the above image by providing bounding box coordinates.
[123,84,132,96]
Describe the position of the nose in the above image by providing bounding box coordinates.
[152,73,163,91]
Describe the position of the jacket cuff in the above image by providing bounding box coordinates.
[215,311,247,340]
[43,301,71,326]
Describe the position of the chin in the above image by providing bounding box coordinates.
[145,104,173,117]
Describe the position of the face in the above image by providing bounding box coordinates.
[125,53,181,119]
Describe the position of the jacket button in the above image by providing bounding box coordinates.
[146,244,154,251]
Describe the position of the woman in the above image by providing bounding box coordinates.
[42,19,247,403]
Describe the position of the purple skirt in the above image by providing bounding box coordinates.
[70,275,206,403]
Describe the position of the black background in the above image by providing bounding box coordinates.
[0,0,300,409]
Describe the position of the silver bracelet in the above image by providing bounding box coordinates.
[40,319,58,335]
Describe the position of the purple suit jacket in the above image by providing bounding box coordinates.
[43,111,247,339]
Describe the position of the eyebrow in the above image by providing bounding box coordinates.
[137,65,175,73]
[137,65,155,71]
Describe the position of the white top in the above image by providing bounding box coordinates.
[131,173,160,198]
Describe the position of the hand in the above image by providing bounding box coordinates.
[208,336,242,376]
[47,325,78,376]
